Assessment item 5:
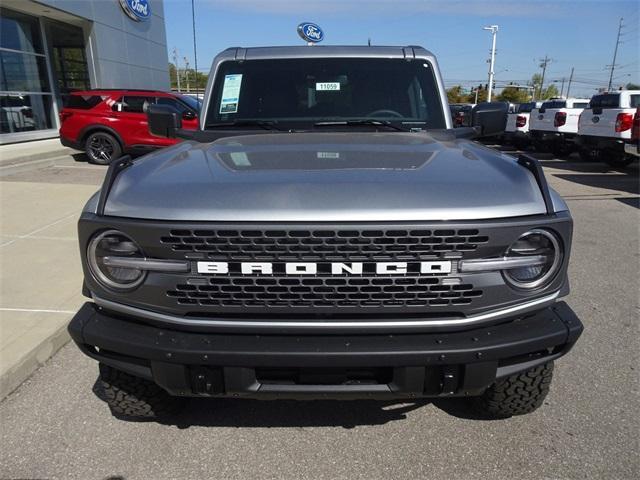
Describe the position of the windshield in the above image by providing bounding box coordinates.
[178,94,202,111]
[517,102,537,113]
[205,58,446,129]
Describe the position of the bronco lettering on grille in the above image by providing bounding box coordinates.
[196,261,452,275]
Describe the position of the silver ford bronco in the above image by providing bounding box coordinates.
[69,46,583,419]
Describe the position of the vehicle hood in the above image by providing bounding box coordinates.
[104,132,548,221]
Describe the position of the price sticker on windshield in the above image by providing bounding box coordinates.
[220,74,243,114]
[316,82,340,91]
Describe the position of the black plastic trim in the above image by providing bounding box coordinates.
[517,154,554,215]
[96,155,134,216]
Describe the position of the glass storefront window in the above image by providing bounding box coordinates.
[1,8,58,140]
[0,50,50,92]
[0,8,43,54]
[0,94,53,133]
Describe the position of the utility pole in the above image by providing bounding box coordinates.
[607,17,624,91]
[560,78,565,97]
[191,0,199,101]
[483,25,499,102]
[566,67,574,98]
[184,57,190,92]
[538,55,551,99]
[172,48,181,92]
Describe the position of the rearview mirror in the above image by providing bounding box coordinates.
[471,102,509,138]
[147,104,181,138]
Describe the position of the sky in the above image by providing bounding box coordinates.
[163,0,639,98]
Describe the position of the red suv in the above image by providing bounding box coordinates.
[58,89,200,164]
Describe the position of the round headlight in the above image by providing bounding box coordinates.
[504,229,562,290]
[87,230,145,291]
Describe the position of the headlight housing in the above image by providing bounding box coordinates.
[503,229,562,290]
[87,230,145,291]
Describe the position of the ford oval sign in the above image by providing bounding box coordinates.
[119,0,151,22]
[297,22,324,43]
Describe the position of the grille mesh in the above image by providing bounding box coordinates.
[161,228,489,261]
[167,276,483,309]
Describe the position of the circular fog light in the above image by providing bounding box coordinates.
[504,229,562,290]
[87,230,145,291]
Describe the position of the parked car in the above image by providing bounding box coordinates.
[576,90,640,167]
[449,103,474,127]
[529,97,590,156]
[503,101,542,149]
[68,45,583,421]
[58,89,200,164]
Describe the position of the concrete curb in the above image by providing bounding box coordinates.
[0,324,71,402]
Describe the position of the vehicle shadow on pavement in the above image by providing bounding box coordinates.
[91,378,498,427]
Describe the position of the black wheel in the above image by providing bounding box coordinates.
[98,364,185,419]
[579,148,599,162]
[471,362,554,419]
[85,131,121,165]
[532,140,549,153]
[551,144,573,159]
[604,151,634,168]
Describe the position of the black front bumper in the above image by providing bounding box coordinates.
[68,302,583,399]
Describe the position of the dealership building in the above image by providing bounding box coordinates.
[0,0,169,144]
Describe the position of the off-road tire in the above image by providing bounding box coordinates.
[98,364,185,419]
[472,362,554,419]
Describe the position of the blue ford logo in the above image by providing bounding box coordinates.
[297,22,324,43]
[119,0,151,22]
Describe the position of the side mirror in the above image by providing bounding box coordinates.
[471,102,509,138]
[147,104,181,138]
[182,110,197,121]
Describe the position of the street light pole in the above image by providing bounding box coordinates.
[483,25,498,102]
[172,48,181,92]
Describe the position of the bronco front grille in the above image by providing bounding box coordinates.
[160,228,490,261]
[167,276,483,309]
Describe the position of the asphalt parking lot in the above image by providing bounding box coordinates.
[0,149,638,480]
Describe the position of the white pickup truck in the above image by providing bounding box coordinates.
[503,101,542,148]
[529,98,590,156]
[576,90,640,167]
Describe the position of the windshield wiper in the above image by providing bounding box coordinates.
[205,120,282,131]
[313,119,408,132]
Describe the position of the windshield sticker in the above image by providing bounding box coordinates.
[316,82,340,91]
[317,152,340,159]
[220,74,243,114]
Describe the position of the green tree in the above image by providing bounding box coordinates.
[446,85,466,104]
[467,85,487,103]
[168,62,208,93]
[498,86,531,103]
[626,82,640,90]
[168,62,177,89]
[540,84,559,100]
